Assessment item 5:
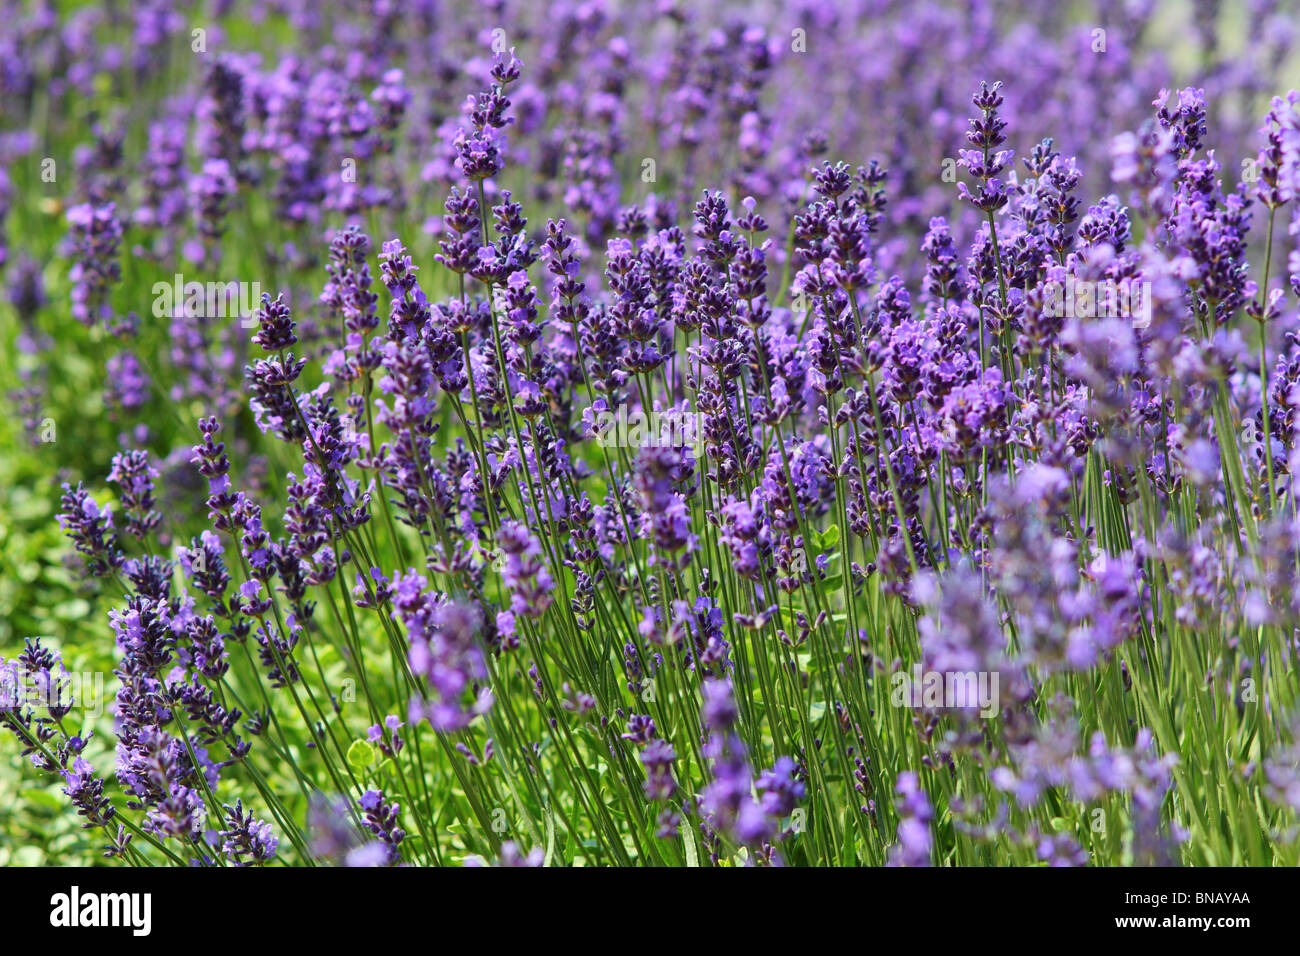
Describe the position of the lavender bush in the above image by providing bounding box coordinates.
[2,0,1300,867]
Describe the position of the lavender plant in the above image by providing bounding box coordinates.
[2,0,1300,868]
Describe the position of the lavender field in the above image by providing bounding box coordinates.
[1,0,1299,870]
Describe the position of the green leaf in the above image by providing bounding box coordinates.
[543,804,556,867]
[820,523,840,549]
[346,739,376,771]
[684,826,699,867]
[818,573,843,592]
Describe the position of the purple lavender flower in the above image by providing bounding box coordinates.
[219,800,279,865]
[107,449,161,539]
[357,789,405,865]
[65,201,122,328]
[888,772,933,867]
[56,484,123,578]
[495,521,554,620]
[395,574,491,732]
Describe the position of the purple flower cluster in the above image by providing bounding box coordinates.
[396,574,490,732]
[698,679,805,862]
[11,0,1300,871]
